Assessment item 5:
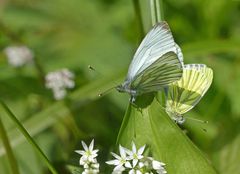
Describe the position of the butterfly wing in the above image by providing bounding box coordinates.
[166,64,213,115]
[175,43,184,66]
[127,21,181,81]
[130,52,183,95]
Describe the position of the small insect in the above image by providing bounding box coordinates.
[165,64,213,124]
[116,21,183,102]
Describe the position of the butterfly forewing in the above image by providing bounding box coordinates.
[166,64,213,115]
[127,22,179,80]
[175,43,184,66]
[130,52,183,95]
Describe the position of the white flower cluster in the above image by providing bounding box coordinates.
[4,46,34,67]
[75,140,100,174]
[45,68,75,100]
[106,142,167,174]
[75,140,167,174]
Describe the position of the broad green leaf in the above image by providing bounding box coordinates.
[117,94,217,174]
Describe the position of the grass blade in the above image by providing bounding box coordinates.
[0,100,58,174]
[0,117,20,174]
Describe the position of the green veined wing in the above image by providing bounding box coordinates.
[130,51,183,95]
[166,64,213,122]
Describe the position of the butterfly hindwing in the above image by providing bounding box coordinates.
[166,64,213,115]
[130,52,183,95]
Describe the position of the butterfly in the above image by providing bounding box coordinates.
[116,21,183,102]
[165,64,213,124]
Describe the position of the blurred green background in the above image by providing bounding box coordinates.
[0,0,240,173]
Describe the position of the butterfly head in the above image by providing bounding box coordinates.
[116,80,130,93]
[166,108,185,124]
[116,81,138,96]
[172,114,185,124]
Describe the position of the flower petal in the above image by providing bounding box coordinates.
[132,159,138,167]
[89,139,94,151]
[132,142,137,153]
[106,159,120,165]
[75,150,85,155]
[111,152,121,160]
[124,161,132,168]
[119,145,126,158]
[138,145,146,155]
[81,141,88,151]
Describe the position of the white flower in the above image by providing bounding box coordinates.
[106,145,131,173]
[125,142,145,167]
[45,68,75,100]
[4,46,34,67]
[111,166,125,174]
[125,161,142,174]
[146,157,167,174]
[106,142,167,174]
[75,140,100,173]
[152,160,167,174]
[82,168,99,174]
[75,140,99,166]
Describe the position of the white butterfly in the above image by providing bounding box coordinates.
[116,21,183,102]
[166,64,213,124]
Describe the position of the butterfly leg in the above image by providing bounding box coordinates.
[129,96,143,113]
[176,116,185,125]
[130,95,136,103]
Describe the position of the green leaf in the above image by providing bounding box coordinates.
[117,94,217,174]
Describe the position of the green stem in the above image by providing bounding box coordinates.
[0,100,58,174]
[150,0,164,25]
[0,117,20,174]
[132,0,145,41]
[158,0,164,21]
[33,56,46,83]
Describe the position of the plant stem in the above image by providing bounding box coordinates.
[132,0,145,41]
[0,100,58,174]
[150,0,164,25]
[0,117,20,174]
[33,56,46,83]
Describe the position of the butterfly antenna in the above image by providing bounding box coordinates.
[88,65,121,97]
[88,65,96,71]
[88,65,102,76]
[185,117,208,124]
[98,86,116,97]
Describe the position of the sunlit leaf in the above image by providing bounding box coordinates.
[117,94,217,174]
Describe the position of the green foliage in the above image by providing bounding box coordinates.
[0,0,240,173]
[117,94,217,174]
